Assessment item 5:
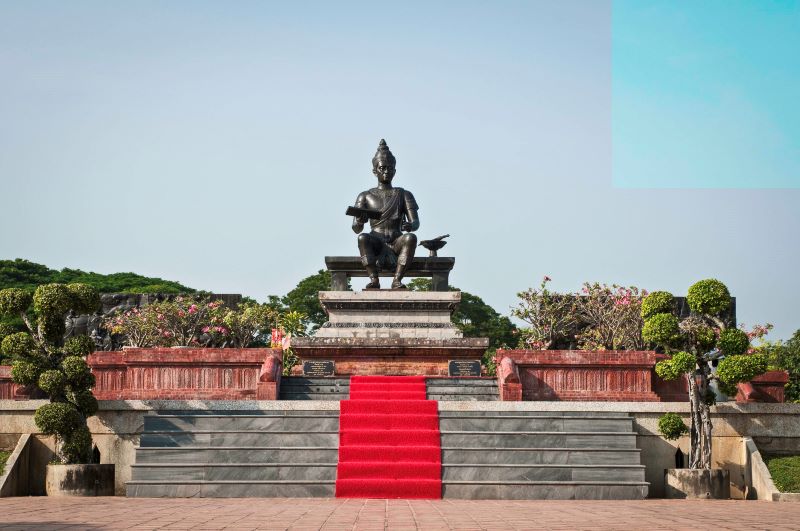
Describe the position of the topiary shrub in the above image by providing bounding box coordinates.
[658,412,689,441]
[641,291,673,320]
[642,280,769,470]
[642,312,679,345]
[686,279,730,316]
[0,283,100,464]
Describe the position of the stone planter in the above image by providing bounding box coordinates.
[664,468,730,499]
[45,464,115,496]
[736,370,790,403]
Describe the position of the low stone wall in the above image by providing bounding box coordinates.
[497,350,661,401]
[497,350,789,403]
[1,348,284,401]
[1,399,798,498]
[87,348,282,400]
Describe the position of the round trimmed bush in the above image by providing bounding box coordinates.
[658,412,689,440]
[66,284,100,315]
[34,402,83,436]
[717,353,768,386]
[61,425,92,464]
[10,360,40,386]
[641,291,674,320]
[655,351,696,380]
[38,369,66,396]
[718,328,749,357]
[1,332,35,359]
[64,335,95,357]
[72,391,99,417]
[62,356,95,389]
[642,313,679,345]
[687,279,731,316]
[33,284,72,318]
[0,288,33,317]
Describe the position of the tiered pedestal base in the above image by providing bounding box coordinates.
[291,337,488,376]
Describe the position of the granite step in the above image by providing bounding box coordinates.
[440,431,638,449]
[442,464,646,482]
[439,411,632,417]
[441,447,643,465]
[139,431,339,447]
[442,481,648,500]
[279,377,350,400]
[126,480,335,498]
[144,414,339,432]
[134,447,339,464]
[438,415,633,432]
[425,378,499,401]
[131,463,338,481]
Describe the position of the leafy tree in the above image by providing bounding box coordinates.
[644,279,769,470]
[267,270,348,332]
[0,259,193,294]
[762,329,800,403]
[0,284,100,464]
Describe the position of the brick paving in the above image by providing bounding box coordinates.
[1,497,799,530]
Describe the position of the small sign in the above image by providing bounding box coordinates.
[303,360,335,377]
[448,360,481,377]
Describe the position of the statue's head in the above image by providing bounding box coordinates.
[371,139,396,184]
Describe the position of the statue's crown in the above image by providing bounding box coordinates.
[372,138,396,167]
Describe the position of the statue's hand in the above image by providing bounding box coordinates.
[401,222,413,232]
[357,215,369,224]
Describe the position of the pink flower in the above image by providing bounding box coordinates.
[188,305,197,314]
[202,326,210,333]
[178,310,185,317]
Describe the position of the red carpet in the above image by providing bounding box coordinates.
[335,375,442,499]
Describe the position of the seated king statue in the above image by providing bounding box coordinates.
[351,139,419,290]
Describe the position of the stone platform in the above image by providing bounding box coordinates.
[293,290,488,376]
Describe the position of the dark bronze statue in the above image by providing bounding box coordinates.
[351,139,419,289]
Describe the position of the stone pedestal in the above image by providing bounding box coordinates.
[314,290,462,339]
[292,290,488,376]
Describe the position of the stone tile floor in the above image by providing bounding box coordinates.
[1,497,799,530]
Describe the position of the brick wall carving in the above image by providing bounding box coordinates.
[497,350,660,401]
[86,348,282,400]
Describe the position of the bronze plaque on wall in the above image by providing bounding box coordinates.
[448,360,481,377]
[303,360,335,377]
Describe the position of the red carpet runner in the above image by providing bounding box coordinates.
[335,375,442,498]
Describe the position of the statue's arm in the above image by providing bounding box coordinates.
[352,192,368,234]
[402,190,420,232]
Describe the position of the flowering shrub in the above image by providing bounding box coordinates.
[106,296,224,347]
[513,277,648,351]
[575,283,647,351]
[207,302,279,348]
[513,277,580,350]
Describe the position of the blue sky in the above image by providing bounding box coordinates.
[0,1,798,340]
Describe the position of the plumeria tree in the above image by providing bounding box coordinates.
[643,279,770,469]
[0,284,100,463]
[575,283,647,351]
[513,276,580,349]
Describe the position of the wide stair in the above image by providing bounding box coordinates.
[126,410,339,497]
[279,377,350,400]
[426,378,499,401]
[439,411,648,499]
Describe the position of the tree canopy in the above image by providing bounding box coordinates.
[0,259,193,294]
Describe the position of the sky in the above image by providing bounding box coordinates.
[0,1,798,340]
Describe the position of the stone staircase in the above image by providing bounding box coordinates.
[426,378,499,401]
[438,411,648,499]
[279,377,350,400]
[126,410,339,497]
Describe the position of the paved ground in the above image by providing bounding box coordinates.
[1,497,799,530]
